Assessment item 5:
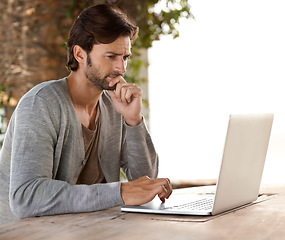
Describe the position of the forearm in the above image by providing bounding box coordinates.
[10,178,124,219]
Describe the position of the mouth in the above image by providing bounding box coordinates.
[106,73,123,79]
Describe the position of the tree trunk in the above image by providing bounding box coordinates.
[0,0,70,120]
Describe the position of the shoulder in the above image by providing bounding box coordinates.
[17,78,71,109]
[21,78,69,102]
[14,78,74,123]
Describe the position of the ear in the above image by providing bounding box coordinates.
[73,45,87,65]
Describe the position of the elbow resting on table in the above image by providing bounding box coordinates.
[10,197,32,219]
[9,190,41,219]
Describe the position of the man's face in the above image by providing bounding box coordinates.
[84,36,132,90]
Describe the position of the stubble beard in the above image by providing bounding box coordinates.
[85,54,123,91]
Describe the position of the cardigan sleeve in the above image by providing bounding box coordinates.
[120,118,159,180]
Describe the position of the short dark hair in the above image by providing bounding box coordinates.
[66,4,139,71]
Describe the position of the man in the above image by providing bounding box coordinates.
[0,4,172,224]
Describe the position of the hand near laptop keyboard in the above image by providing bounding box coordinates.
[121,176,172,205]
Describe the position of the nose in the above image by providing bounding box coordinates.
[115,58,127,74]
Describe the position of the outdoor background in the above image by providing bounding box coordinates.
[0,0,284,185]
[149,0,285,184]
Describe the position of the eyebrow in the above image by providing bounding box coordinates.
[106,51,132,57]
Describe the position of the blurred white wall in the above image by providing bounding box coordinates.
[149,0,285,184]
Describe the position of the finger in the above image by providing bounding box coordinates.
[116,83,130,104]
[114,82,124,101]
[116,83,139,104]
[157,179,172,201]
[125,84,142,103]
[124,87,133,104]
[165,178,173,199]
[158,184,168,199]
[109,75,126,89]
[120,85,129,104]
[108,89,123,104]
[108,76,125,100]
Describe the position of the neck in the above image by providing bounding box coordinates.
[67,71,102,129]
[67,71,102,112]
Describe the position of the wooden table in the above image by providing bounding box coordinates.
[0,185,284,240]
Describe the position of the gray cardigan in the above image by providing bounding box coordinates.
[0,78,158,224]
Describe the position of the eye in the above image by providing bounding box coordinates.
[123,55,131,61]
[107,55,115,59]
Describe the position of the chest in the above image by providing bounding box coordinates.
[75,106,98,130]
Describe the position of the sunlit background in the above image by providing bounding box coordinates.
[149,0,285,184]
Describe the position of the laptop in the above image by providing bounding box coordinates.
[121,113,274,216]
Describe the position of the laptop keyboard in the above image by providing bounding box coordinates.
[163,198,214,211]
